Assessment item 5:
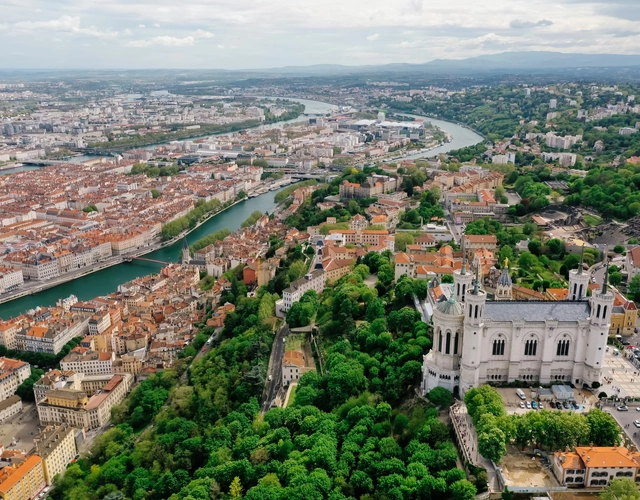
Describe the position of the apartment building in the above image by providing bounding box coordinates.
[15,315,89,354]
[32,370,80,404]
[88,312,111,335]
[60,351,114,376]
[0,396,22,423]
[37,373,133,430]
[0,358,30,402]
[0,267,24,294]
[279,270,326,313]
[0,455,46,500]
[31,424,78,485]
[626,246,640,283]
[0,323,17,350]
[463,234,498,260]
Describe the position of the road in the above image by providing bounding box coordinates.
[262,323,289,413]
[603,406,640,449]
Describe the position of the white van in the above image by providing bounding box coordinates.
[516,389,526,400]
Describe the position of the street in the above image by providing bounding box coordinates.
[262,323,289,413]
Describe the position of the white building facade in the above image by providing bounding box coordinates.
[420,264,614,397]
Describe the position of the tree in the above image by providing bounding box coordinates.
[450,479,477,500]
[229,477,243,499]
[478,428,507,463]
[528,240,542,256]
[365,298,386,322]
[395,233,415,252]
[586,409,620,446]
[441,274,454,284]
[150,189,161,199]
[428,387,453,408]
[600,478,640,500]
[614,245,626,254]
[518,252,536,270]
[629,274,640,301]
[523,222,537,236]
[609,272,623,286]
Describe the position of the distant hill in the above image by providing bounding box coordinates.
[235,52,640,76]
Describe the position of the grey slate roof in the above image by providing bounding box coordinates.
[484,301,591,322]
[437,296,463,316]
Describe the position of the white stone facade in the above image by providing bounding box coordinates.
[421,266,614,397]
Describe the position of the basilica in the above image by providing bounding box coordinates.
[420,256,614,398]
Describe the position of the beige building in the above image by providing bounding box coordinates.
[282,350,314,386]
[37,373,133,430]
[553,446,640,488]
[462,234,498,260]
[60,350,114,376]
[0,396,22,423]
[0,455,46,500]
[31,425,78,485]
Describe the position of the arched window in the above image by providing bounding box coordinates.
[493,338,505,356]
[457,283,460,296]
[603,305,608,319]
[454,332,459,355]
[557,339,570,356]
[462,284,466,301]
[578,284,583,298]
[438,332,443,352]
[469,304,472,318]
[446,331,451,354]
[474,305,478,319]
[525,339,538,356]
[597,304,601,318]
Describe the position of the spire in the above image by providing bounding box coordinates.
[473,265,480,294]
[498,258,512,287]
[603,253,610,295]
[182,236,189,251]
[577,245,584,275]
[461,237,467,275]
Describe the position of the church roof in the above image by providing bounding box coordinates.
[437,296,463,316]
[485,301,591,322]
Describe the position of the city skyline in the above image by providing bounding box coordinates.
[1,0,640,69]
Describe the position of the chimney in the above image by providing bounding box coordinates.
[586,457,590,462]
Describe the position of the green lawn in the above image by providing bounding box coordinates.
[286,334,306,352]
[286,385,297,407]
[583,214,603,227]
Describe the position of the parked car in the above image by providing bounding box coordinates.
[532,401,537,410]
[563,401,571,409]
[526,401,531,409]
[613,349,620,356]
[618,405,629,411]
[623,341,631,346]
[549,401,556,409]
[520,401,525,409]
[538,403,544,410]
[634,420,640,428]
[636,407,640,412]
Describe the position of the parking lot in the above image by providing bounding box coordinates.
[496,387,598,415]
[0,402,41,452]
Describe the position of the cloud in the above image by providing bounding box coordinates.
[9,15,122,38]
[366,33,380,41]
[126,35,195,47]
[193,29,214,38]
[510,18,554,29]
[138,24,145,28]
[153,23,161,28]
[217,44,225,49]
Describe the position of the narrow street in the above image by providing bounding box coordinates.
[262,323,289,413]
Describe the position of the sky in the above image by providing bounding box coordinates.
[1,0,639,69]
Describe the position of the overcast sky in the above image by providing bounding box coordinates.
[1,0,639,69]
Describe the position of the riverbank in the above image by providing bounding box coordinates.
[0,194,250,307]
[1,186,291,318]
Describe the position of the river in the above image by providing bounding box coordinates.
[0,186,288,318]
[0,98,482,319]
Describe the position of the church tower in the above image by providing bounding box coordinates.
[569,247,589,300]
[182,237,190,265]
[460,269,487,395]
[453,251,473,303]
[584,259,615,386]
[495,258,512,301]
